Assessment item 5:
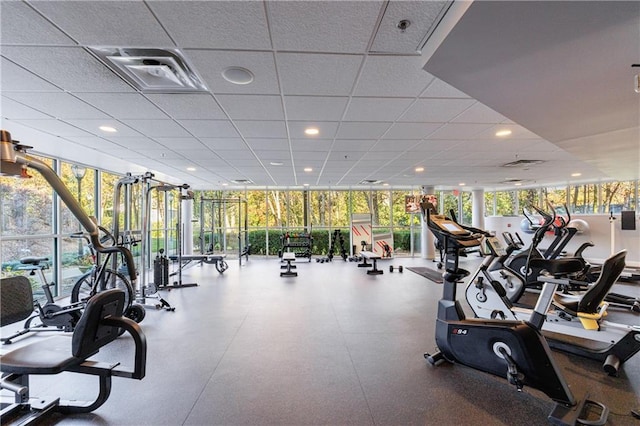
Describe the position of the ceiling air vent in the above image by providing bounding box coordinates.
[501,159,545,168]
[88,47,208,93]
[231,179,253,185]
[359,179,383,185]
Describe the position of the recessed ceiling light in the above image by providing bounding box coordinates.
[495,129,512,137]
[571,172,582,177]
[382,183,389,186]
[221,66,254,85]
[99,125,117,133]
[304,167,313,172]
[303,183,309,187]
[304,128,319,136]
[514,182,522,186]
[415,167,424,172]
[221,183,228,186]
[270,161,284,166]
[459,182,466,186]
[186,167,196,171]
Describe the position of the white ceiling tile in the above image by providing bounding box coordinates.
[328,151,365,161]
[245,139,290,151]
[382,122,443,139]
[283,96,349,121]
[335,122,391,139]
[452,102,508,124]
[178,120,240,138]
[421,77,471,98]
[474,123,542,139]
[234,120,287,138]
[355,55,434,97]
[146,94,226,120]
[399,98,476,122]
[277,53,362,95]
[369,139,420,152]
[63,119,141,137]
[115,138,165,150]
[153,137,206,151]
[199,138,246,151]
[1,97,52,119]
[2,47,134,92]
[370,1,450,54]
[216,95,284,120]
[332,140,377,151]
[268,1,383,53]
[1,58,62,92]
[149,1,270,50]
[186,50,279,95]
[343,97,414,122]
[426,123,496,140]
[5,92,108,119]
[0,1,75,45]
[252,150,291,161]
[287,121,339,139]
[74,93,168,120]
[135,148,175,160]
[121,119,191,138]
[30,1,173,46]
[411,139,463,152]
[12,119,94,137]
[291,139,334,152]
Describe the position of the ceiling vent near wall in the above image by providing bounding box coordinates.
[501,159,545,168]
[231,179,253,185]
[88,47,208,93]
[359,179,383,185]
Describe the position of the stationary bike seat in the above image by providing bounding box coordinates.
[19,256,49,266]
[529,258,584,277]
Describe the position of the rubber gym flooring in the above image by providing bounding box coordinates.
[1,255,639,425]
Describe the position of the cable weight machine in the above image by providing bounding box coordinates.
[199,197,250,267]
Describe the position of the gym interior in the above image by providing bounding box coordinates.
[1,1,639,425]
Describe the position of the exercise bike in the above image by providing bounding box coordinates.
[1,257,83,344]
[464,232,640,376]
[422,207,608,425]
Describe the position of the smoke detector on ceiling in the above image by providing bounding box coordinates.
[88,47,208,93]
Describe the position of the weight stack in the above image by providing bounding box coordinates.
[154,254,169,288]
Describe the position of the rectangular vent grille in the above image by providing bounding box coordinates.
[501,159,545,168]
[88,47,208,93]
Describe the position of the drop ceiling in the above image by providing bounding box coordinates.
[1,1,638,190]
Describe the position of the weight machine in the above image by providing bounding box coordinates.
[199,197,250,267]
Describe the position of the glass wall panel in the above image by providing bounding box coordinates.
[266,190,287,228]
[0,156,54,237]
[330,191,350,227]
[287,190,305,228]
[518,188,540,211]
[372,190,391,226]
[441,191,458,218]
[1,238,54,301]
[601,181,636,213]
[60,162,96,234]
[100,170,121,229]
[392,190,413,226]
[351,190,371,215]
[247,190,267,227]
[460,192,472,224]
[484,192,495,216]
[310,191,331,228]
[569,184,599,213]
[495,191,516,215]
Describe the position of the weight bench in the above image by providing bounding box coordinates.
[358,251,383,275]
[168,254,228,274]
[0,277,147,424]
[280,252,297,277]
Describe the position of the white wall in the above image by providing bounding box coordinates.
[485,214,640,267]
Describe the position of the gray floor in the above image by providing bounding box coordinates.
[2,255,639,425]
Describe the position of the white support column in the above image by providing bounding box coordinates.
[472,189,485,230]
[183,197,194,255]
[422,186,436,260]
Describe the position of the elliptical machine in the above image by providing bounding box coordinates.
[421,206,608,425]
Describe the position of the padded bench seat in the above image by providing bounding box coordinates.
[358,251,383,275]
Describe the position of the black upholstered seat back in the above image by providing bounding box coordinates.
[72,289,125,359]
[1,276,34,326]
[577,250,626,314]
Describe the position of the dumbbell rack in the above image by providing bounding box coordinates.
[280,232,313,262]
